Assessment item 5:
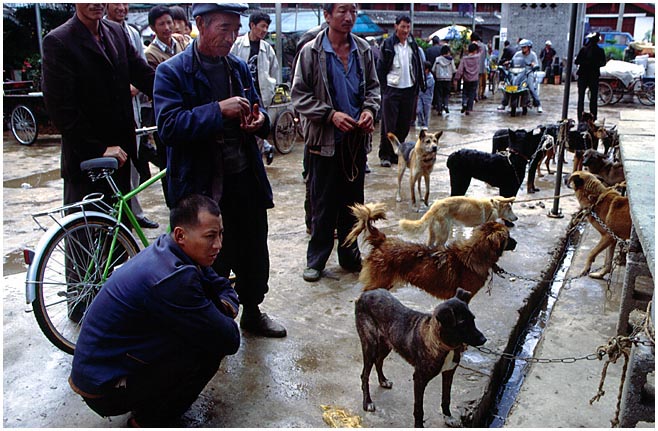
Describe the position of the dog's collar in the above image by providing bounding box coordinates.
[438,339,466,353]
[507,148,529,162]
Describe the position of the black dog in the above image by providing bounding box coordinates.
[356,288,486,428]
[448,128,542,198]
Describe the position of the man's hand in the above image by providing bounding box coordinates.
[241,103,265,133]
[331,111,358,133]
[356,110,374,134]
[219,96,251,120]
[129,84,139,98]
[103,146,128,167]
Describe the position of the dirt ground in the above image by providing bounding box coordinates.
[3,83,653,427]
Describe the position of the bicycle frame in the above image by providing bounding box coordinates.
[25,166,167,303]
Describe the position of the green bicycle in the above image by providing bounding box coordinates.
[24,127,165,354]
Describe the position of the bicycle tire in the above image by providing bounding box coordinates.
[608,80,624,105]
[596,81,614,105]
[11,104,38,145]
[31,214,140,354]
[272,109,296,154]
[637,81,655,106]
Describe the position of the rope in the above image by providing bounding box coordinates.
[514,192,575,203]
[589,335,633,427]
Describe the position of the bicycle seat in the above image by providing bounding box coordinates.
[80,157,118,172]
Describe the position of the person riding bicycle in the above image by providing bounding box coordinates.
[69,194,240,427]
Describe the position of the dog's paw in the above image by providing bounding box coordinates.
[363,402,376,412]
[379,379,393,389]
[444,415,462,428]
[588,271,607,280]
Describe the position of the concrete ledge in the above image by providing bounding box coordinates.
[619,110,656,279]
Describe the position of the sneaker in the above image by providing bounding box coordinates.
[537,106,543,113]
[303,267,322,282]
[461,105,466,113]
[240,309,287,338]
[365,163,371,174]
[444,107,449,114]
[465,111,470,116]
[497,105,505,111]
[380,160,391,168]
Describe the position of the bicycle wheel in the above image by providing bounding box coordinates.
[637,81,655,106]
[608,80,624,105]
[31,214,139,354]
[596,81,614,105]
[11,104,38,145]
[272,109,296,154]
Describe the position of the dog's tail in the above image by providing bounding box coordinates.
[345,203,388,248]
[398,212,431,235]
[386,132,401,155]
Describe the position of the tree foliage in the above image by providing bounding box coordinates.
[3,5,74,77]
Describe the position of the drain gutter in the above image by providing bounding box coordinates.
[467,224,584,427]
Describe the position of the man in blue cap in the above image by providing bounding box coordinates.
[154,3,287,338]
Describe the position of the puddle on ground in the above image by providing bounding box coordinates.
[4,169,60,189]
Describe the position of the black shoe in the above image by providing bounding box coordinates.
[461,105,466,113]
[303,267,322,282]
[380,160,391,168]
[265,148,274,165]
[444,107,449,114]
[365,163,371,174]
[240,309,287,338]
[137,216,159,229]
[340,260,362,273]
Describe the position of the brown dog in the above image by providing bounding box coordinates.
[399,196,518,248]
[582,149,625,187]
[568,171,631,279]
[356,288,486,428]
[388,130,443,208]
[346,203,517,300]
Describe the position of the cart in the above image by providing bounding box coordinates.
[3,81,56,145]
[267,83,300,154]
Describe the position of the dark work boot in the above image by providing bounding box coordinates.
[240,306,287,338]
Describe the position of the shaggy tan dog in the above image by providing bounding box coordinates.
[345,203,516,300]
[568,171,631,279]
[399,196,518,247]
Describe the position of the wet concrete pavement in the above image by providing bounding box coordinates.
[3,84,654,427]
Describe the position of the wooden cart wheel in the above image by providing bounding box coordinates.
[11,104,38,145]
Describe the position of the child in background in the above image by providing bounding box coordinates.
[432,45,456,114]
[454,42,481,115]
[416,61,434,129]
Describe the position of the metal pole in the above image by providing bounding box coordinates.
[410,3,414,35]
[549,3,578,218]
[616,3,625,32]
[275,3,282,83]
[472,2,477,33]
[35,4,44,61]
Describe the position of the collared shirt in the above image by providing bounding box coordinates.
[152,37,178,56]
[390,40,414,89]
[322,33,363,142]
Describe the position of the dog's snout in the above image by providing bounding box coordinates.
[431,145,438,153]
[506,236,517,251]
[467,330,487,347]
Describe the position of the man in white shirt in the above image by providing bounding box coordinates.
[231,11,279,165]
[376,15,425,167]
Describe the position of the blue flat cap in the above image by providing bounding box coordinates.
[192,3,248,17]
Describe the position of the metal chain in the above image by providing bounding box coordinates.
[474,345,599,363]
[475,336,652,365]
[588,209,631,251]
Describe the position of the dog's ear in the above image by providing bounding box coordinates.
[419,129,427,140]
[455,287,472,303]
[434,130,443,140]
[569,173,584,189]
[436,303,456,328]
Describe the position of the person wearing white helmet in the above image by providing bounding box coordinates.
[540,40,556,82]
[511,39,542,113]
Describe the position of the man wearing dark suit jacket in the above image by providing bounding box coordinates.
[42,4,155,207]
